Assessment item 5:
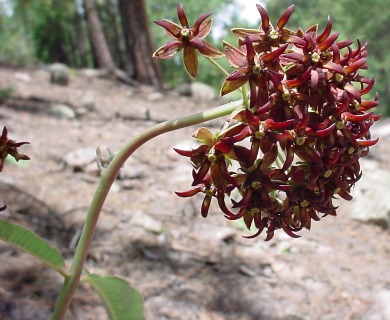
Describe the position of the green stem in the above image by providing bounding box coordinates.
[51,99,243,320]
[205,57,229,77]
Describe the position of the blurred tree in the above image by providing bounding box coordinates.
[118,0,162,86]
[84,0,114,69]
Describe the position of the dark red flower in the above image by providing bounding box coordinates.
[0,126,30,172]
[173,5,380,240]
[153,4,223,78]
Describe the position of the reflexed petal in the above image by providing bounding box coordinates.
[175,186,203,197]
[344,84,361,102]
[220,75,249,96]
[276,5,295,30]
[357,137,379,147]
[287,35,306,47]
[193,127,216,145]
[244,37,256,64]
[359,77,375,95]
[183,45,198,78]
[197,18,213,38]
[286,67,311,88]
[154,19,182,38]
[316,16,333,43]
[176,4,189,27]
[193,13,213,35]
[201,195,212,217]
[344,111,373,122]
[318,32,340,52]
[223,41,247,68]
[153,40,182,59]
[256,4,270,32]
[195,39,224,58]
[262,44,288,62]
[345,58,366,74]
[322,61,346,75]
[231,28,263,38]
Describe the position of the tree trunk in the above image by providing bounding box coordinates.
[83,0,114,70]
[118,0,162,87]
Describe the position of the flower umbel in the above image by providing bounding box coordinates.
[153,4,223,78]
[173,5,380,240]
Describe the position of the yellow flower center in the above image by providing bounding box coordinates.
[269,30,279,40]
[311,52,321,63]
[252,64,262,75]
[181,28,191,38]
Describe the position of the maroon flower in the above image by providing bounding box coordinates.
[0,126,30,172]
[220,37,287,108]
[153,4,223,78]
[173,5,380,240]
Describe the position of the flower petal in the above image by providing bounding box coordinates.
[176,4,189,27]
[153,40,182,59]
[183,45,198,78]
[256,4,270,32]
[193,13,213,36]
[223,41,247,68]
[195,39,224,58]
[276,4,295,30]
[154,19,182,38]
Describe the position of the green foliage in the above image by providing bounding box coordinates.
[83,274,144,320]
[0,218,65,274]
[0,86,14,102]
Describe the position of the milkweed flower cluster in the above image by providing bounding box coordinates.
[154,4,380,240]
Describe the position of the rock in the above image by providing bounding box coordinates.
[49,63,69,85]
[129,211,164,234]
[80,93,95,111]
[14,72,31,82]
[191,82,216,101]
[350,159,390,228]
[118,164,145,180]
[176,82,216,101]
[147,91,164,101]
[176,82,192,96]
[48,103,76,119]
[63,147,96,171]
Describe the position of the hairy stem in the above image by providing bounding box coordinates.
[51,99,243,319]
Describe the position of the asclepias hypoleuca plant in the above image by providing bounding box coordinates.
[0,3,381,319]
[154,3,380,240]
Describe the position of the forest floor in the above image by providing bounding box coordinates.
[0,66,389,320]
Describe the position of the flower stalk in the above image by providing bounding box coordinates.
[51,99,243,319]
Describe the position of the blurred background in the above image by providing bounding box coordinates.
[0,0,388,115]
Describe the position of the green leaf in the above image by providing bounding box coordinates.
[0,218,65,271]
[83,274,144,320]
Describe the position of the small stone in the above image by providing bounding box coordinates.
[129,211,163,234]
[49,103,76,119]
[14,72,31,82]
[191,82,216,101]
[81,93,95,111]
[118,164,145,180]
[63,147,96,171]
[49,63,69,85]
[147,91,164,101]
[350,160,390,229]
